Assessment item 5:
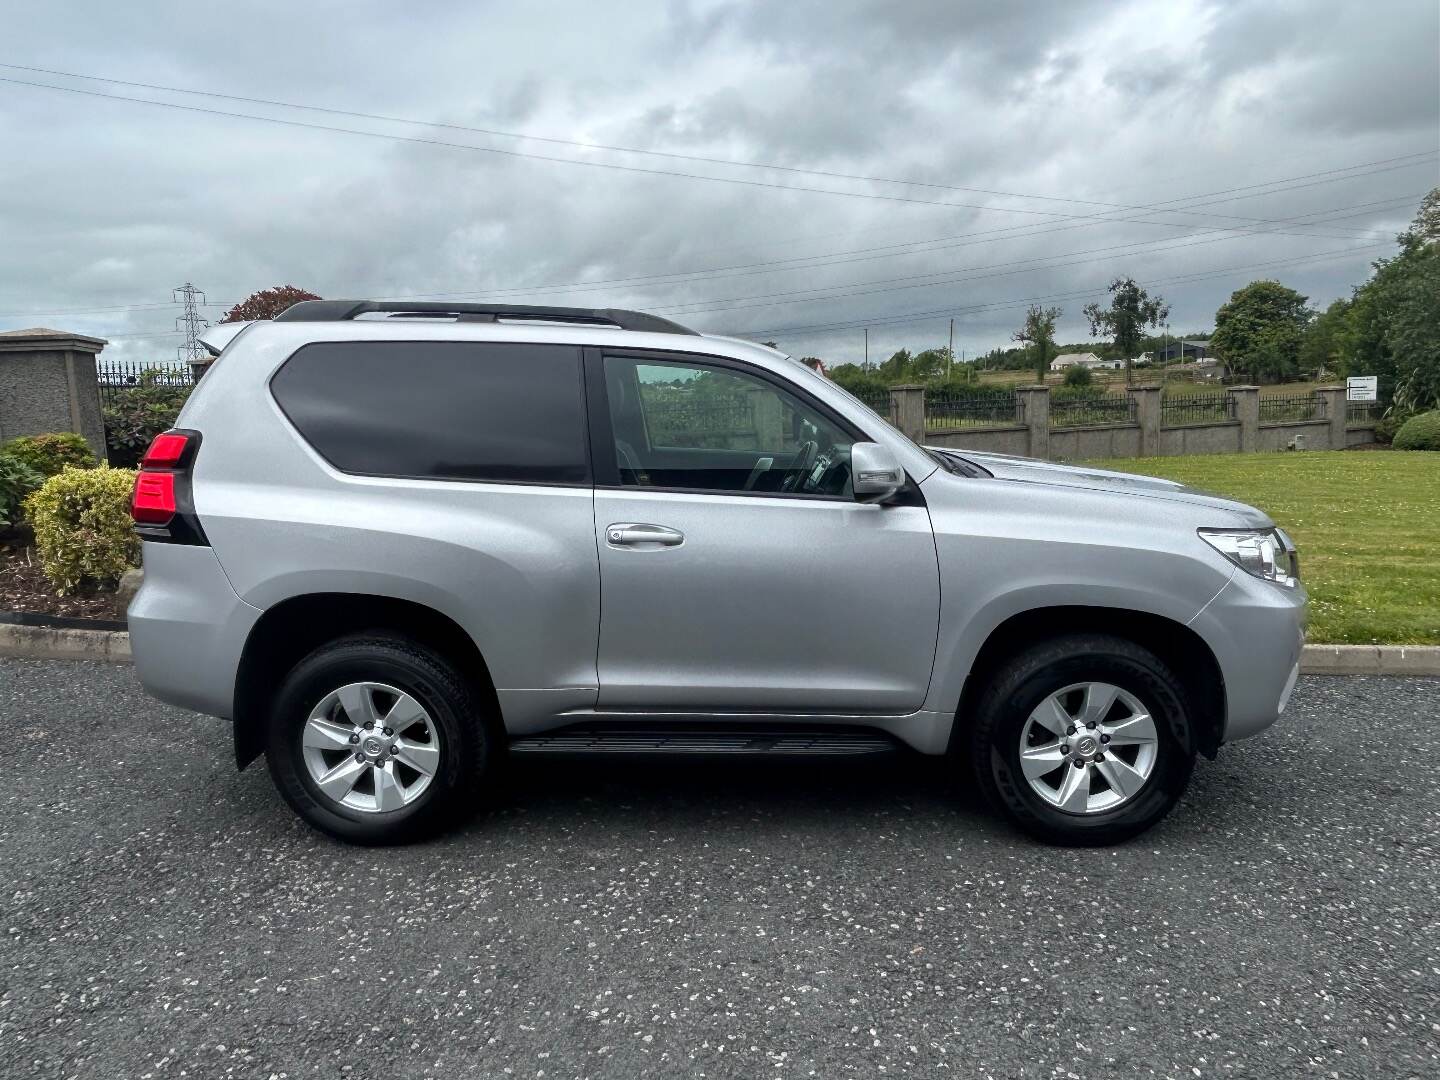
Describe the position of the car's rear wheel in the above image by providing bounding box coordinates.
[266,633,494,844]
[968,634,1196,845]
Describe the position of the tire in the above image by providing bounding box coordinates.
[265,633,495,844]
[968,634,1196,846]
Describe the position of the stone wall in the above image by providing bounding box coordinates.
[1050,423,1143,460]
[902,383,1373,461]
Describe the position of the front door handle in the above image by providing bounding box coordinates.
[606,523,685,547]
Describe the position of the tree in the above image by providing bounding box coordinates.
[909,347,954,381]
[1210,280,1313,383]
[877,348,914,381]
[1408,187,1440,248]
[1062,364,1094,388]
[1082,278,1169,384]
[221,285,322,322]
[1382,243,1440,412]
[1299,298,1350,377]
[1013,305,1062,382]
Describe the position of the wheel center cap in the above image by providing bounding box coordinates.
[362,736,385,757]
[1075,734,1099,758]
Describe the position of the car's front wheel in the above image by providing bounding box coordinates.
[265,633,494,844]
[968,634,1196,845]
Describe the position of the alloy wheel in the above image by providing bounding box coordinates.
[1018,681,1159,814]
[300,681,442,813]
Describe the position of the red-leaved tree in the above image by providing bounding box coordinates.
[221,285,322,322]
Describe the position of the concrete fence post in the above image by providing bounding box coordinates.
[1127,384,1163,457]
[1230,385,1260,453]
[1318,386,1347,449]
[747,385,783,449]
[889,384,927,444]
[1014,385,1050,459]
[0,328,108,457]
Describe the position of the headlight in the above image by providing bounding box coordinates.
[1199,527,1299,587]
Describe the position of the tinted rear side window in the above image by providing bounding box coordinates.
[271,341,589,484]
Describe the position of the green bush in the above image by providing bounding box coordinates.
[0,452,45,528]
[23,466,140,594]
[1374,410,1413,445]
[1062,365,1094,387]
[1051,383,1107,403]
[0,432,98,476]
[927,381,1017,400]
[1392,410,1440,451]
[102,370,192,467]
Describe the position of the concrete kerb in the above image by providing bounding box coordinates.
[0,623,132,663]
[1,622,1437,675]
[1298,644,1440,676]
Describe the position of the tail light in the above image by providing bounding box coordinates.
[131,429,208,545]
[131,472,176,524]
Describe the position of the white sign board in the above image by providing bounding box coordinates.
[1347,376,1378,402]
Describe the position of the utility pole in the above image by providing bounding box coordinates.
[174,282,209,376]
[863,328,869,371]
[1163,323,1170,388]
[948,318,954,379]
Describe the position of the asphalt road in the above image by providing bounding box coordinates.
[1,660,1437,1079]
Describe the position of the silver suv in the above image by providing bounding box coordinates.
[128,300,1305,846]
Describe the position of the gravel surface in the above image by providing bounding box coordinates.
[1,660,1437,1078]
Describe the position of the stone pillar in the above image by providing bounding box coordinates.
[0,328,108,457]
[1230,385,1260,453]
[1015,385,1050,459]
[1318,386,1347,449]
[1127,384,1163,457]
[888,384,926,444]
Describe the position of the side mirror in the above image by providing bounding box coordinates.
[851,441,905,503]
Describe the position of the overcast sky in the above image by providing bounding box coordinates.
[1,0,1436,365]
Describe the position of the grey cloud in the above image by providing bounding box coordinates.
[0,0,1433,369]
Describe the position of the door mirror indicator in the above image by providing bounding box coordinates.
[851,442,905,503]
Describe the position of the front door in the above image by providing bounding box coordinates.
[590,351,940,715]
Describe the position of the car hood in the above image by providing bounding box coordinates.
[933,448,1274,527]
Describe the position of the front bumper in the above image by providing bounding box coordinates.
[1189,568,1307,743]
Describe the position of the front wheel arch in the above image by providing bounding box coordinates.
[951,605,1226,761]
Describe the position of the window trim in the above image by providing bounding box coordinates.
[584,346,881,503]
[269,339,593,489]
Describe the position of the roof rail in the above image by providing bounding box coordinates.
[273,300,698,336]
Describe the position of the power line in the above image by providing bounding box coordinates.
[301,187,1414,308]
[1,59,1428,235]
[0,184,1409,347]
[0,162,1423,322]
[643,199,1408,318]
[71,240,1392,348]
[3,71,1434,231]
[729,243,1391,339]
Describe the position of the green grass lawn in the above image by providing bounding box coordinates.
[1088,451,1440,645]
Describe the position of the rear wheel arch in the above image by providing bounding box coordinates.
[232,593,500,770]
[952,606,1226,760]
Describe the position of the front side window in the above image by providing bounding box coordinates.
[271,341,589,484]
[603,356,854,496]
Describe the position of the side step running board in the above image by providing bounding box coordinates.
[509,728,900,757]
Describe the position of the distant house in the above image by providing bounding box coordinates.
[1152,339,1212,364]
[1050,352,1122,371]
